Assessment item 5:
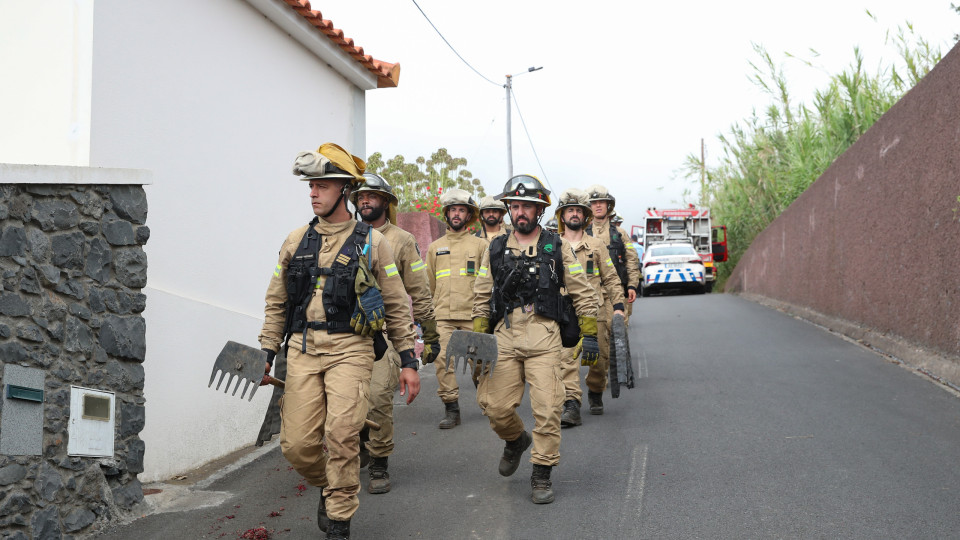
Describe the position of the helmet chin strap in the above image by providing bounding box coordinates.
[323,182,350,219]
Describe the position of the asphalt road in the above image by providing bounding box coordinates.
[95,294,960,539]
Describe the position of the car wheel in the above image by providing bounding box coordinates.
[705,281,714,293]
[640,286,650,298]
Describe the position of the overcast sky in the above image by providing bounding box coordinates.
[318,1,958,230]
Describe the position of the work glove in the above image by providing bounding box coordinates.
[576,316,600,366]
[351,258,386,334]
[473,317,491,334]
[576,335,600,366]
[420,319,441,364]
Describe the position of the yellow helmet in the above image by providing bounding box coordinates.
[292,143,366,185]
[554,188,593,234]
[439,188,480,229]
[585,184,615,212]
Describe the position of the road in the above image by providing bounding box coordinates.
[96,294,960,539]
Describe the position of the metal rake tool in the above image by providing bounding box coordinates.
[445,330,499,377]
[208,341,275,401]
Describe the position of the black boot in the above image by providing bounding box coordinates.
[438,400,461,429]
[530,464,555,504]
[588,391,604,415]
[367,456,391,494]
[327,518,350,540]
[498,431,532,477]
[560,399,582,428]
[317,492,329,532]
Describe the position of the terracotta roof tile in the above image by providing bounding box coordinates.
[281,0,400,88]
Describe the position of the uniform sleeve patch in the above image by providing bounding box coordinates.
[568,263,584,275]
[605,258,613,267]
[411,260,427,272]
[478,266,488,277]
[384,263,399,277]
[273,264,282,277]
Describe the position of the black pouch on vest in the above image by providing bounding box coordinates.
[373,332,388,361]
[559,295,580,348]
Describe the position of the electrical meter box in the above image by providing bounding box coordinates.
[67,386,116,457]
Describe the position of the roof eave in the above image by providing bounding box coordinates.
[243,0,380,90]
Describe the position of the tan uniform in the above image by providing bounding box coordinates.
[559,234,625,402]
[476,224,510,241]
[587,217,640,392]
[258,217,416,522]
[365,222,435,458]
[426,229,489,403]
[473,230,599,466]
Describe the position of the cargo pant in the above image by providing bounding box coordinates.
[584,299,613,394]
[435,319,476,403]
[365,341,400,458]
[477,310,564,466]
[280,345,372,521]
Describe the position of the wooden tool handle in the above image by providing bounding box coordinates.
[264,376,380,431]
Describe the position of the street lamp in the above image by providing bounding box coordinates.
[505,66,543,178]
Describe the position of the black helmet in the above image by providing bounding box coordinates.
[496,175,551,206]
[351,173,399,224]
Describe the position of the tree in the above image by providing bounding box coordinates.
[366,148,487,218]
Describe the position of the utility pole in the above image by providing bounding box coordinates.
[504,66,542,180]
[506,75,513,178]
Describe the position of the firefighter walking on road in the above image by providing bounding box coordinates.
[426,189,489,429]
[554,189,625,428]
[257,144,420,540]
[584,184,640,415]
[351,173,439,494]
[476,196,511,240]
[472,175,600,504]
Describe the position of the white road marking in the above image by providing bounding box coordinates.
[617,443,649,534]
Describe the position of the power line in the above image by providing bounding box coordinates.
[410,0,500,87]
[509,87,553,193]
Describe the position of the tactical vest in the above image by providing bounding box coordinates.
[282,218,371,346]
[488,229,565,326]
[587,222,629,292]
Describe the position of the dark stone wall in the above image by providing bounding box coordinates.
[0,183,148,538]
[726,43,960,367]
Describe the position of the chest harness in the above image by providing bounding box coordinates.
[488,230,566,328]
[282,218,371,351]
[586,222,629,293]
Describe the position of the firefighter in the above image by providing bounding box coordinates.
[350,173,440,494]
[476,196,511,240]
[472,175,600,504]
[544,217,559,232]
[257,144,420,540]
[426,188,489,429]
[554,189,625,428]
[585,184,641,415]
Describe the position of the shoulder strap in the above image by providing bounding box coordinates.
[489,233,508,276]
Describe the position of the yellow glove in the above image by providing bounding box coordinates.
[577,316,600,366]
[473,317,491,334]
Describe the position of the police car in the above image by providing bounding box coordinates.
[640,241,706,296]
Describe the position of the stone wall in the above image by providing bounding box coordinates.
[725,42,960,385]
[0,168,149,539]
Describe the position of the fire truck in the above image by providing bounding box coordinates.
[631,205,728,292]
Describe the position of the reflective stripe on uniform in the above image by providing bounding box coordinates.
[568,263,583,275]
[273,264,281,277]
[478,266,488,277]
[411,260,427,272]
[436,269,451,278]
[384,263,399,277]
[605,258,613,267]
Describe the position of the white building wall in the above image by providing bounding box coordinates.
[88,0,369,481]
[0,0,93,166]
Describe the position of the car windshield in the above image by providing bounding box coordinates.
[649,246,696,257]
